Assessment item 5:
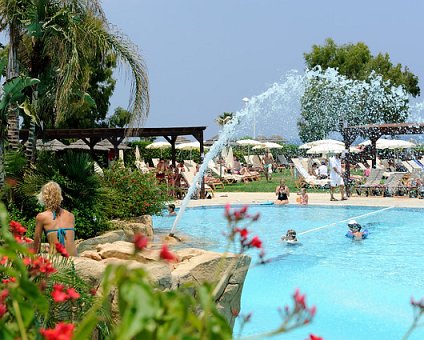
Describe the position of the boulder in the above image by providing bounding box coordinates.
[96,241,157,263]
[77,230,126,253]
[72,257,107,287]
[79,250,102,261]
[171,250,251,328]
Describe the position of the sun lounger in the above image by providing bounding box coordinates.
[291,158,329,189]
[401,161,414,173]
[180,170,215,198]
[354,169,384,196]
[378,172,405,197]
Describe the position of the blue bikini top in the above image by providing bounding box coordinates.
[44,210,75,246]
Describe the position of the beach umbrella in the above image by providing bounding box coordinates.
[252,142,283,150]
[146,141,171,157]
[236,139,262,146]
[176,142,207,159]
[236,139,262,156]
[299,139,344,149]
[359,138,416,150]
[306,143,345,154]
[145,141,171,150]
[175,142,203,150]
[36,139,66,151]
[66,139,90,150]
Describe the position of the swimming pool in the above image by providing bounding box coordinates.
[153,204,424,339]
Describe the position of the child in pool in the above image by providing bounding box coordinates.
[168,204,177,216]
[346,220,366,240]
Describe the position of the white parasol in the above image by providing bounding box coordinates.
[299,139,344,149]
[252,142,283,150]
[306,143,345,154]
[359,138,416,150]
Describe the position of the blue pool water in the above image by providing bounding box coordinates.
[153,205,424,339]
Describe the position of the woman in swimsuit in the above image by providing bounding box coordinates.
[32,181,77,256]
[275,179,290,205]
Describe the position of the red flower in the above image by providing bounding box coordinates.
[134,233,148,251]
[235,228,249,239]
[66,288,80,300]
[249,236,262,249]
[231,308,240,317]
[9,220,26,236]
[55,243,69,258]
[90,288,97,296]
[0,289,8,303]
[2,277,16,284]
[40,322,74,340]
[0,256,8,265]
[0,304,7,318]
[159,244,177,262]
[52,284,68,303]
[28,256,56,276]
[308,334,324,340]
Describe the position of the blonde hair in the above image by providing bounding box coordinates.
[37,181,63,211]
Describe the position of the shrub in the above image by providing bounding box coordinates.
[101,164,169,219]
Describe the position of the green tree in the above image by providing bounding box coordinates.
[216,112,234,127]
[304,38,420,96]
[299,39,419,141]
[0,0,149,184]
[108,106,132,128]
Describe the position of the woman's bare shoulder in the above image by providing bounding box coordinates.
[36,211,50,221]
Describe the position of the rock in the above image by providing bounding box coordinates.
[77,230,126,253]
[101,258,172,289]
[171,251,251,328]
[96,241,157,263]
[72,257,107,287]
[79,250,102,261]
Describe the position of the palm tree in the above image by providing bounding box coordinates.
[0,0,150,179]
[216,112,234,127]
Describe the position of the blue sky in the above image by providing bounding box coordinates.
[103,0,424,141]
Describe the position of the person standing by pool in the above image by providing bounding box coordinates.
[263,152,274,181]
[329,153,347,201]
[275,179,289,205]
[32,181,77,256]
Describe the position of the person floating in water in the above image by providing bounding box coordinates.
[281,229,299,245]
[168,204,177,216]
[346,220,368,240]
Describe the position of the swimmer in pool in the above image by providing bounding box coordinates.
[346,220,366,240]
[281,229,298,243]
[168,204,177,216]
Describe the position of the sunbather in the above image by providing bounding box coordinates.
[275,179,289,205]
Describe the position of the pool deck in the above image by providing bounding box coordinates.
[179,192,424,209]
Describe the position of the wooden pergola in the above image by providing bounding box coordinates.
[342,122,424,190]
[20,126,208,197]
[19,126,207,166]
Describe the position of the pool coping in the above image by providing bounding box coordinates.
[175,192,424,209]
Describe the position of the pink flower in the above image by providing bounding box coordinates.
[294,288,306,308]
[40,322,74,340]
[249,236,262,249]
[134,233,148,251]
[159,244,177,262]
